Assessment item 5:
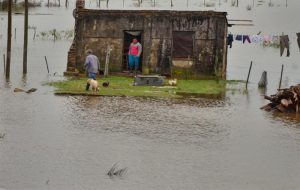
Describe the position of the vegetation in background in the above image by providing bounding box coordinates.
[37,29,74,41]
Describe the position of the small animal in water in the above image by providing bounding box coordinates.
[0,133,6,139]
[107,163,128,178]
[102,81,109,87]
[14,88,37,93]
[87,79,99,92]
[168,79,177,86]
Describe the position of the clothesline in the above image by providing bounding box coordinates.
[227,33,300,57]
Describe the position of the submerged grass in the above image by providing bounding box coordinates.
[49,76,242,98]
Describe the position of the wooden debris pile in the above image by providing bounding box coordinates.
[261,84,300,113]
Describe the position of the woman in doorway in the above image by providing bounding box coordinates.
[128,38,142,74]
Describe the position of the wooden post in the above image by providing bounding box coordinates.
[279,64,284,89]
[53,29,56,42]
[104,45,112,77]
[106,0,109,8]
[47,0,49,7]
[44,56,49,74]
[23,0,28,74]
[65,0,68,8]
[14,27,16,40]
[246,61,253,89]
[6,0,12,79]
[33,27,36,40]
[3,54,5,74]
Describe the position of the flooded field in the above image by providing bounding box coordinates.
[1,0,300,189]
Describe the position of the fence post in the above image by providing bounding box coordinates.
[246,61,253,89]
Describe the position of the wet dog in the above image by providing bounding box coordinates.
[86,79,99,92]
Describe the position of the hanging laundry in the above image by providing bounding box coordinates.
[235,35,243,41]
[263,35,272,45]
[251,35,263,43]
[297,33,300,51]
[272,35,280,45]
[227,34,234,48]
[243,35,251,43]
[280,35,290,57]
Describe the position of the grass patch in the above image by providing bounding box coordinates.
[49,76,241,98]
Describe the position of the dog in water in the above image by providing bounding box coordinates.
[86,79,99,92]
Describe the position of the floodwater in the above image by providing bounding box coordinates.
[1,0,300,189]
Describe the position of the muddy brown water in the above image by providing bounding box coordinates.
[1,1,300,190]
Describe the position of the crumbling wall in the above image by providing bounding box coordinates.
[67,9,228,78]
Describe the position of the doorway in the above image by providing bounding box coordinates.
[122,31,143,72]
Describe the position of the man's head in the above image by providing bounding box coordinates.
[86,49,93,55]
[132,38,138,44]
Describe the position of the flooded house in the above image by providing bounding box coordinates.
[65,0,229,79]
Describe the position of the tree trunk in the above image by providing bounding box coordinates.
[6,0,12,79]
[23,0,28,74]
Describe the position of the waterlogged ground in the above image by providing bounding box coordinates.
[1,0,300,190]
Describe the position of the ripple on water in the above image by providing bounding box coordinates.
[64,96,232,147]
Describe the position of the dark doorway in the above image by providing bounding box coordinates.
[122,31,143,71]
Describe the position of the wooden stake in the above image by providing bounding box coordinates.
[33,27,36,40]
[246,61,253,89]
[23,0,28,74]
[3,54,5,74]
[53,29,56,42]
[44,56,49,74]
[104,45,112,77]
[6,0,12,79]
[14,27,16,40]
[279,64,284,89]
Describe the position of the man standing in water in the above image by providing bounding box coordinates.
[84,49,100,91]
[128,38,142,74]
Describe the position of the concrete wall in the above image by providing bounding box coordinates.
[67,9,228,79]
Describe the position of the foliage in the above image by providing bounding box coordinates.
[36,29,74,41]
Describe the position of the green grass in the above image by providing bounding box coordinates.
[49,76,241,98]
